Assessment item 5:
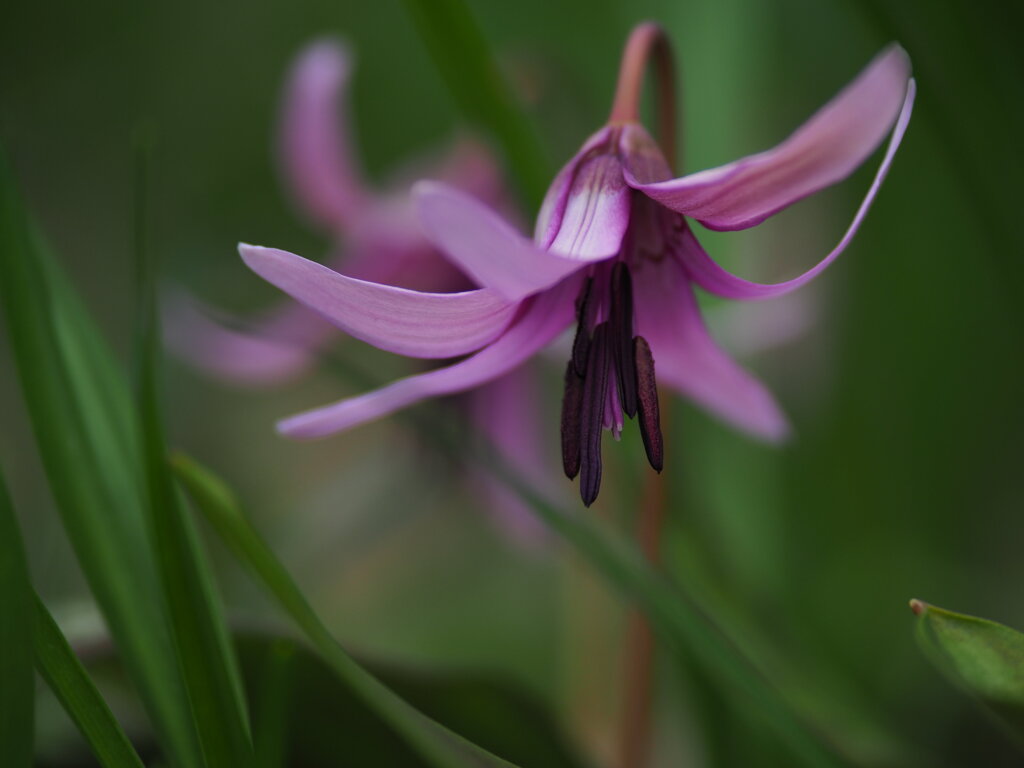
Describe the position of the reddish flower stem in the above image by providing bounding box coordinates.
[618,407,669,768]
[608,21,678,169]
[610,23,678,768]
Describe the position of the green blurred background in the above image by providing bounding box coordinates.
[2,0,1022,765]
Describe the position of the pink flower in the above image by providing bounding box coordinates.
[168,39,557,538]
[167,38,503,385]
[241,30,915,505]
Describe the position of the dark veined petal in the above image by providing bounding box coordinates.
[279,39,368,230]
[674,80,915,300]
[240,244,517,359]
[633,257,790,442]
[276,274,583,439]
[535,126,632,260]
[625,45,912,231]
[414,181,589,301]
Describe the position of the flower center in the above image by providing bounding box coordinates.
[561,260,663,506]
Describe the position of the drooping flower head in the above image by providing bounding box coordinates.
[241,24,915,505]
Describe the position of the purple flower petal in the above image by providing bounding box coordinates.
[279,39,368,231]
[276,274,582,439]
[164,290,323,386]
[240,244,518,359]
[625,45,912,231]
[674,80,915,300]
[414,181,589,301]
[535,127,632,259]
[467,367,553,545]
[633,257,790,442]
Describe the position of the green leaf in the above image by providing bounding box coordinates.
[401,0,551,209]
[0,148,203,767]
[172,454,519,768]
[252,639,294,768]
[133,135,253,767]
[912,598,1024,747]
[235,634,586,768]
[33,596,146,768]
[0,468,34,767]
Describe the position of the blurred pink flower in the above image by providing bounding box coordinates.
[242,42,914,505]
[167,39,502,385]
[167,39,553,539]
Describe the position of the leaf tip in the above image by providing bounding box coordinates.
[909,598,928,616]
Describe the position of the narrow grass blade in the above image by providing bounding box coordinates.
[401,0,551,208]
[221,343,851,767]
[0,469,34,767]
[0,149,203,767]
[133,138,253,767]
[253,639,294,768]
[912,599,1024,748]
[172,454,517,768]
[33,596,146,768]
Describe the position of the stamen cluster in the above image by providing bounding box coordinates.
[561,261,663,506]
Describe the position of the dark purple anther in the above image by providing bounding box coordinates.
[560,362,584,479]
[634,336,663,472]
[571,277,596,377]
[579,323,611,506]
[609,262,637,418]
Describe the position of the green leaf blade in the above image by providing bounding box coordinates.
[912,599,1024,745]
[401,0,551,209]
[33,596,146,768]
[0,148,204,768]
[172,453,517,768]
[0,468,34,768]
[133,140,253,767]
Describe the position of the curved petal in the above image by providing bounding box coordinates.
[163,290,322,386]
[627,45,912,230]
[534,126,608,246]
[675,80,915,300]
[414,182,588,301]
[279,39,368,231]
[240,244,517,359]
[277,274,582,439]
[536,127,632,259]
[165,238,438,387]
[633,258,790,442]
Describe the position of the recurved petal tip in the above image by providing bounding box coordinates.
[280,37,367,230]
[629,42,913,232]
[239,242,518,359]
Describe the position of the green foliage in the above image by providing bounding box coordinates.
[133,137,254,767]
[912,599,1024,749]
[401,0,551,208]
[173,453,523,768]
[32,596,146,768]
[0,468,34,768]
[236,634,587,768]
[0,149,204,768]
